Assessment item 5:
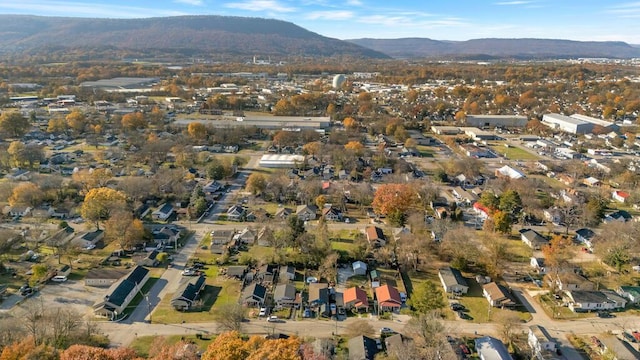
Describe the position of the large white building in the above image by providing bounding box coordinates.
[542,113,593,134]
[570,114,617,131]
[258,154,305,168]
[466,115,528,128]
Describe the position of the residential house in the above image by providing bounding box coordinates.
[171,275,206,311]
[78,229,104,247]
[93,266,150,320]
[4,205,32,218]
[598,335,640,360]
[308,283,330,308]
[575,228,596,250]
[551,272,595,291]
[226,205,246,221]
[344,287,369,312]
[152,226,181,247]
[365,226,386,247]
[543,208,563,225]
[392,227,411,242]
[483,282,516,308]
[273,284,298,308]
[210,230,236,254]
[519,228,549,250]
[275,207,293,219]
[279,265,296,282]
[438,267,469,295]
[5,169,31,181]
[57,264,71,277]
[612,190,630,203]
[352,261,367,276]
[138,250,160,267]
[256,264,278,285]
[583,177,601,187]
[530,257,547,274]
[322,205,343,221]
[225,266,247,280]
[604,210,632,223]
[475,336,513,360]
[375,284,402,312]
[152,203,174,221]
[296,204,318,221]
[434,206,448,219]
[565,290,627,312]
[616,286,640,304]
[473,202,491,220]
[528,325,557,360]
[241,283,267,307]
[203,180,223,194]
[348,335,378,360]
[234,228,256,244]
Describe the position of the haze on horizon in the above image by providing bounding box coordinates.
[1,0,639,44]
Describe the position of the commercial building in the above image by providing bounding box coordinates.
[466,115,528,128]
[174,115,330,130]
[542,113,593,134]
[259,154,305,168]
[570,114,617,131]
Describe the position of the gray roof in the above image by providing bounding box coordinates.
[599,336,640,359]
[348,335,378,360]
[172,275,206,304]
[274,284,296,301]
[475,336,513,360]
[439,267,468,288]
[104,266,149,306]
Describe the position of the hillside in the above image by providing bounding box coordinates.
[0,15,389,59]
[347,37,640,59]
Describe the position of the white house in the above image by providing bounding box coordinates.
[530,257,546,274]
[612,190,630,203]
[152,203,174,221]
[528,325,557,360]
[565,290,627,312]
[616,286,640,304]
[438,267,469,295]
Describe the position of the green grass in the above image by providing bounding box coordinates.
[416,145,435,158]
[537,294,592,320]
[504,238,533,263]
[129,334,212,358]
[247,245,276,263]
[457,279,532,323]
[122,277,159,317]
[489,144,539,160]
[331,241,356,252]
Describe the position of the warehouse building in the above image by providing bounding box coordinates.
[466,115,528,128]
[570,114,617,132]
[258,154,305,168]
[542,113,593,134]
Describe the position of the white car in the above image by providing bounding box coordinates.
[259,307,267,316]
[84,244,96,250]
[267,315,279,322]
[51,275,67,282]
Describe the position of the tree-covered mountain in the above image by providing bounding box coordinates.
[0,15,389,59]
[347,37,640,59]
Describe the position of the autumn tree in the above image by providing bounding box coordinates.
[60,344,141,360]
[0,111,30,138]
[372,183,416,217]
[65,109,87,134]
[541,234,574,276]
[408,281,445,313]
[187,122,207,140]
[343,117,357,130]
[302,141,322,158]
[72,168,113,194]
[405,312,449,359]
[344,141,364,155]
[245,173,267,195]
[492,210,512,234]
[8,182,44,207]
[47,117,68,134]
[0,337,57,360]
[104,211,145,249]
[80,187,127,228]
[121,112,147,131]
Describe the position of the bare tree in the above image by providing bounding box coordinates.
[213,303,246,332]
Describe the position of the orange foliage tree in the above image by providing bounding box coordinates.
[60,344,141,360]
[343,117,356,129]
[201,331,301,360]
[121,112,147,131]
[187,122,207,140]
[372,183,416,216]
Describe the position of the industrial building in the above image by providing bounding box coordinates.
[542,113,593,134]
[258,154,305,168]
[465,115,528,128]
[80,77,160,92]
[570,114,617,131]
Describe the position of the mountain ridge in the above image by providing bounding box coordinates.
[347,37,640,59]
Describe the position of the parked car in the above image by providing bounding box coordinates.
[302,309,312,318]
[259,307,267,317]
[450,303,465,311]
[182,268,197,276]
[267,316,279,322]
[51,275,67,282]
[459,344,471,355]
[380,327,396,335]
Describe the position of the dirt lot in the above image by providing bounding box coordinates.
[13,278,103,318]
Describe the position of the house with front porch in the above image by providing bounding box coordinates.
[374,284,402,313]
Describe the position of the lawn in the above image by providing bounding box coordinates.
[416,145,435,158]
[129,334,212,358]
[489,144,539,160]
[151,264,243,324]
[504,238,533,263]
[457,279,532,323]
[537,293,592,320]
[331,240,356,252]
[122,277,159,317]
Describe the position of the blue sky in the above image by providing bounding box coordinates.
[1,1,640,43]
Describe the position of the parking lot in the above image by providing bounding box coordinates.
[15,278,102,317]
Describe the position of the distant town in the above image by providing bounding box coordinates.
[0,55,640,360]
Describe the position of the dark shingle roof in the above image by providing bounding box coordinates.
[173,275,206,303]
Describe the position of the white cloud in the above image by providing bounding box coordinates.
[0,1,185,18]
[494,1,532,5]
[174,0,204,5]
[356,14,467,29]
[305,10,353,20]
[608,2,640,17]
[224,0,296,12]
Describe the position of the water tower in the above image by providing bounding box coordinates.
[332,74,346,89]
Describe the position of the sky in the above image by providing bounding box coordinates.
[1,0,640,43]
